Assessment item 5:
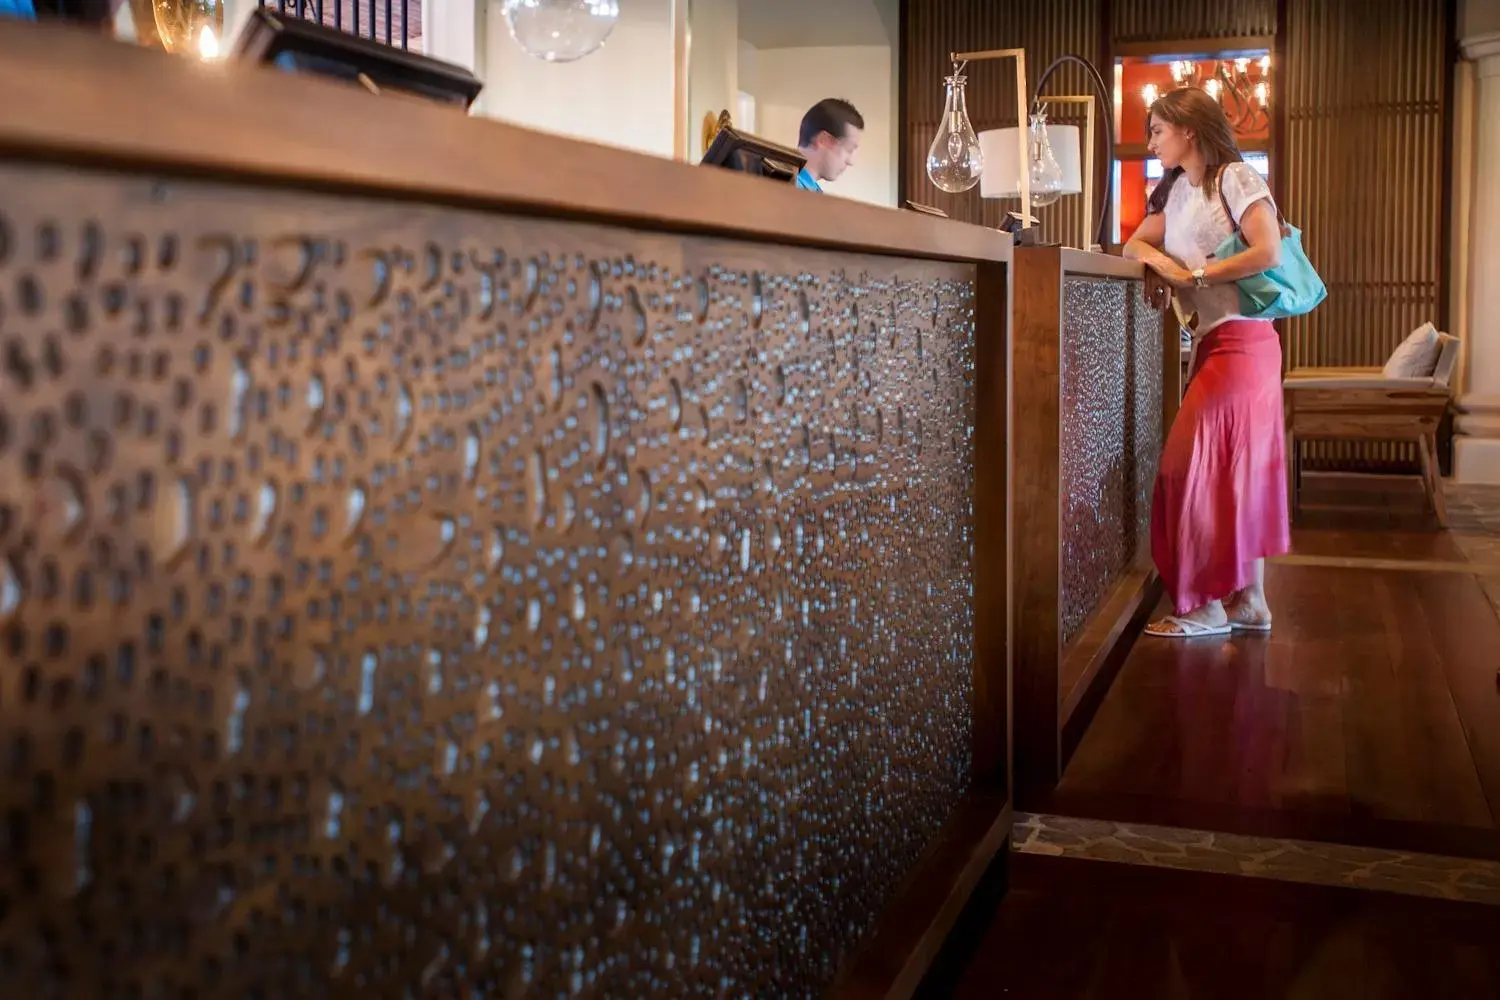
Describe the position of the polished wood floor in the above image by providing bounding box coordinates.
[940,480,1500,998]
[1041,480,1500,860]
[952,853,1500,1000]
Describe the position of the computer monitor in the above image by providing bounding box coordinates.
[700,124,806,184]
[232,7,483,109]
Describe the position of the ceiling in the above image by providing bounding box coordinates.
[736,0,898,50]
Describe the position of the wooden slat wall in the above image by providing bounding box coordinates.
[903,0,1453,474]
[901,0,1104,245]
[1110,0,1276,43]
[1281,0,1452,471]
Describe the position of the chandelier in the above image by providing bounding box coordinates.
[1142,56,1270,131]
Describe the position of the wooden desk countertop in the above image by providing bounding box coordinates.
[0,20,1010,267]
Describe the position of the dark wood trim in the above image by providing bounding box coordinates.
[1062,248,1140,280]
[1061,246,1142,278]
[0,20,1010,265]
[1437,0,1458,471]
[897,0,910,210]
[1059,571,1161,767]
[1112,35,1276,60]
[1011,248,1171,808]
[1100,0,1115,244]
[972,258,1014,790]
[1271,0,1288,210]
[1011,248,1066,807]
[1439,0,1457,335]
[830,792,1012,999]
[1269,0,1287,354]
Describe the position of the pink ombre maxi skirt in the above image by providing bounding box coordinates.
[1151,318,1291,614]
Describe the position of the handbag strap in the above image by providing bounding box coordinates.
[1217,163,1290,237]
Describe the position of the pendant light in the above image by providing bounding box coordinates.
[502,0,620,63]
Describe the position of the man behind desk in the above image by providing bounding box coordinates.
[794,98,864,193]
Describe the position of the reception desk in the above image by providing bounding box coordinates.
[1010,248,1176,805]
[0,22,1010,999]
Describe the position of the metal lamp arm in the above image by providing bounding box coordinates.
[1032,55,1116,249]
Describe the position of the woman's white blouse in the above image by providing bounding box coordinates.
[1162,161,1275,337]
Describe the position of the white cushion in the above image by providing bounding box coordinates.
[1382,322,1442,378]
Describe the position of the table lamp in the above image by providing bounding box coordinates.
[979,118,1082,245]
[927,51,1114,249]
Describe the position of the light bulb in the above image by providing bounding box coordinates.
[1027,114,1065,208]
[1142,83,1160,107]
[197,24,219,59]
[1255,81,1268,107]
[926,73,983,194]
[1260,55,1272,72]
[502,0,620,63]
[152,0,223,55]
[1234,57,1250,75]
[1205,77,1222,100]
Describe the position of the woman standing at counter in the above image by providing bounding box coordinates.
[1124,87,1290,638]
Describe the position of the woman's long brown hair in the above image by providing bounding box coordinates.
[1145,87,1244,215]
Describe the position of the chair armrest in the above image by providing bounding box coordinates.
[1284,365,1383,379]
[1284,375,1438,391]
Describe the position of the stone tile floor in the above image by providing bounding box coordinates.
[1013,813,1500,906]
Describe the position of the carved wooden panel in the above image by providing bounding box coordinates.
[1060,279,1162,647]
[0,164,977,997]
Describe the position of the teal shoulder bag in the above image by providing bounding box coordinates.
[1214,167,1326,321]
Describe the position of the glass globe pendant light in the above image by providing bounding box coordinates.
[502,0,621,64]
[927,69,983,193]
[1026,112,1066,207]
[151,0,224,58]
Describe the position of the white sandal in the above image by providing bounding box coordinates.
[1144,615,1232,638]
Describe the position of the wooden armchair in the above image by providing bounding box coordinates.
[1283,333,1459,526]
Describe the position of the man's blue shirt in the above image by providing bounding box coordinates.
[795,167,822,192]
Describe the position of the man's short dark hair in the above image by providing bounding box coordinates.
[798,98,865,148]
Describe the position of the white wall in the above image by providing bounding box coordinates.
[743,44,896,207]
[481,0,677,158]
[425,0,900,201]
[427,0,484,77]
[737,38,759,90]
[688,0,739,158]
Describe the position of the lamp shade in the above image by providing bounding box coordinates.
[978,125,1083,200]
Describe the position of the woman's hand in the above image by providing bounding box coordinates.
[1143,267,1174,312]
[1123,212,1185,310]
[1147,258,1194,289]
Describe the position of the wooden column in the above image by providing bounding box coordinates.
[1009,247,1175,807]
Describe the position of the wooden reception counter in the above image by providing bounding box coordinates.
[0,21,1010,1000]
[1010,247,1177,806]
